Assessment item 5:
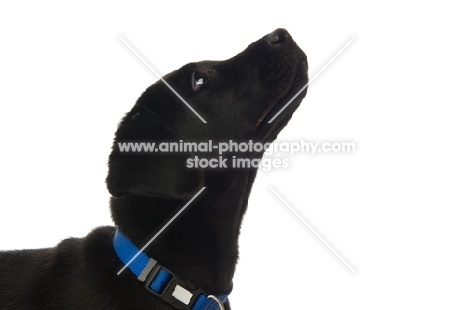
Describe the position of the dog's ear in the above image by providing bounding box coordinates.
[106,106,203,199]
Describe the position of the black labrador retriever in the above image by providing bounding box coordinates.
[0,28,308,310]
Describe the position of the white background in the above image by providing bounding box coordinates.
[1,1,467,309]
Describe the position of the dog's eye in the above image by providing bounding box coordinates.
[192,71,211,91]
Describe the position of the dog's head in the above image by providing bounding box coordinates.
[107,29,308,199]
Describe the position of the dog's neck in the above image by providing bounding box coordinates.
[110,168,258,294]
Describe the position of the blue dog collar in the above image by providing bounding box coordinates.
[113,229,231,310]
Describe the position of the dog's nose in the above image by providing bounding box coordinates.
[267,28,290,45]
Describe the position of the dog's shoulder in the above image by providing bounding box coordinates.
[0,226,119,309]
[81,225,116,265]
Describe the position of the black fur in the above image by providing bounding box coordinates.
[0,29,308,309]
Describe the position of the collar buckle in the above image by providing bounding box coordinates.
[144,264,203,310]
[113,229,229,310]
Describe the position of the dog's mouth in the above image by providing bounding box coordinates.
[256,58,308,127]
